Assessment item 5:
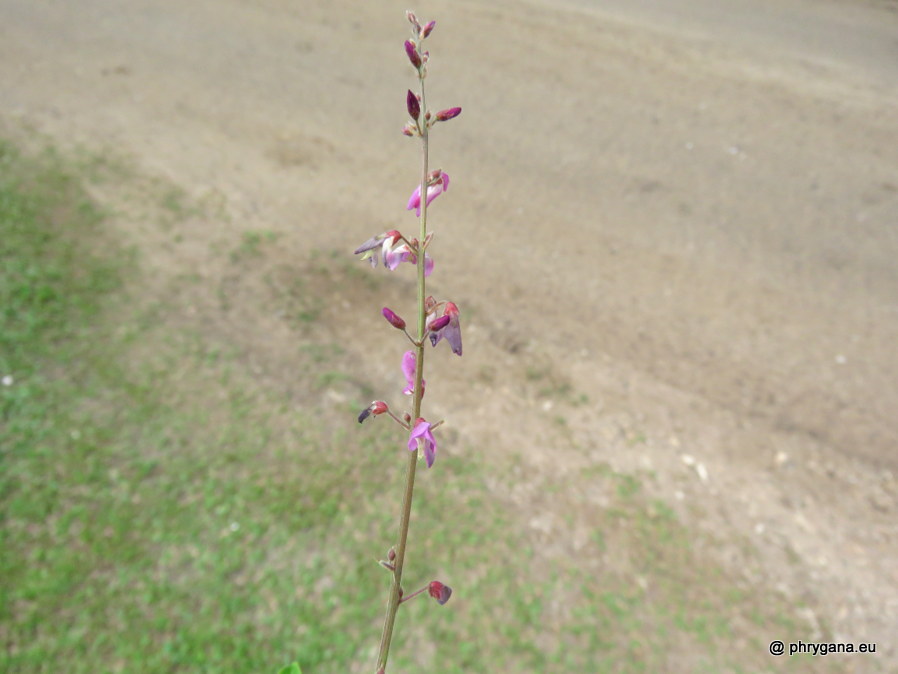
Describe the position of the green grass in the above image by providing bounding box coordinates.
[1,137,848,674]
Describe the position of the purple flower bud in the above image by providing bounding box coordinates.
[406,11,420,32]
[406,90,420,120]
[382,307,407,330]
[421,21,436,39]
[429,315,450,332]
[435,107,462,122]
[428,581,452,605]
[404,40,422,69]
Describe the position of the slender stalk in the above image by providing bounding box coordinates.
[374,74,429,674]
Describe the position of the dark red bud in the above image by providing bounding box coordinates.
[430,315,450,332]
[404,40,422,69]
[403,412,412,424]
[421,20,436,38]
[428,581,452,605]
[435,107,462,122]
[406,11,420,31]
[388,547,396,561]
[406,90,420,120]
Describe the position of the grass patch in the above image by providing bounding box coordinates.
[1,136,847,674]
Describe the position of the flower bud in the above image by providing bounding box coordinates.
[382,307,407,330]
[402,122,415,137]
[404,40,422,69]
[429,315,450,332]
[358,400,389,424]
[428,581,452,605]
[406,11,420,32]
[388,547,396,561]
[435,107,462,122]
[406,89,420,120]
[421,20,436,39]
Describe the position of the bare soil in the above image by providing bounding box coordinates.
[3,0,896,668]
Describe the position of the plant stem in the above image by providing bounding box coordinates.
[374,75,429,674]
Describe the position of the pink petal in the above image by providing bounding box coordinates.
[401,350,416,394]
[406,185,422,212]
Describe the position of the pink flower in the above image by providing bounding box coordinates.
[383,244,434,277]
[354,230,402,268]
[354,231,433,277]
[407,172,449,217]
[428,301,462,356]
[408,418,437,467]
[401,350,424,396]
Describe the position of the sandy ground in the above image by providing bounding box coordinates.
[2,0,897,668]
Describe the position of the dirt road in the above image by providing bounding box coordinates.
[3,0,896,667]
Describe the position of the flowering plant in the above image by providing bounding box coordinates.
[354,11,463,673]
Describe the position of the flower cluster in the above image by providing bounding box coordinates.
[355,11,463,672]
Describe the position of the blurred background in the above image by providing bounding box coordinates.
[2,0,896,671]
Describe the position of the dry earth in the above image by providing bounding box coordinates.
[2,0,897,669]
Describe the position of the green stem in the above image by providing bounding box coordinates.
[375,73,429,674]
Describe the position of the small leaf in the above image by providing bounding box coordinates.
[277,663,303,674]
